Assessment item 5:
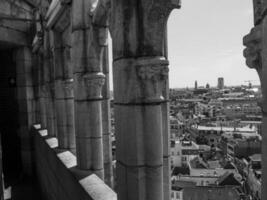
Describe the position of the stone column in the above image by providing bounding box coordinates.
[15,47,35,175]
[38,52,48,129]
[53,31,76,153]
[162,27,171,200]
[162,79,171,200]
[0,136,3,200]
[43,30,56,136]
[243,3,266,198]
[71,0,106,178]
[32,54,41,124]
[102,47,114,187]
[110,1,180,199]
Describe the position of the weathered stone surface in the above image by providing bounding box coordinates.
[79,174,117,200]
[75,101,102,137]
[111,0,180,59]
[39,129,48,137]
[46,0,71,31]
[57,151,77,169]
[243,25,262,72]
[0,26,28,46]
[116,162,163,200]
[33,126,116,200]
[46,137,58,149]
[71,0,108,179]
[74,73,105,101]
[115,105,163,166]
[75,137,104,173]
[33,124,41,129]
[110,1,179,199]
[113,57,169,104]
[71,0,92,30]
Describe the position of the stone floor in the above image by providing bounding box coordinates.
[4,173,41,200]
[12,179,41,200]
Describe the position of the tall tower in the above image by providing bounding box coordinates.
[217,77,224,89]
[195,80,198,90]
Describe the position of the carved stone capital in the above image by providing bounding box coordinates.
[83,72,105,99]
[64,78,74,98]
[137,58,169,102]
[40,85,49,98]
[114,57,169,103]
[55,79,74,99]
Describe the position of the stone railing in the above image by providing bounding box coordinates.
[31,124,117,200]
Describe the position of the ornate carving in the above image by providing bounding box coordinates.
[40,85,48,98]
[243,25,262,71]
[243,24,267,115]
[136,57,169,102]
[83,72,105,99]
[64,78,74,98]
[138,64,168,81]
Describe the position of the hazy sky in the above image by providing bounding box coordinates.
[167,0,259,88]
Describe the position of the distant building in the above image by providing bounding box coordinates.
[247,154,261,200]
[218,77,224,89]
[171,184,245,200]
[220,130,261,159]
[171,138,199,167]
[206,83,210,89]
[188,157,241,179]
[195,81,198,90]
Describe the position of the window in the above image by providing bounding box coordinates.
[171,192,174,198]
[176,192,180,199]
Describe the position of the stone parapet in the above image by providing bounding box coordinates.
[32,125,116,200]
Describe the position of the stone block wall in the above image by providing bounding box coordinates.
[32,125,116,200]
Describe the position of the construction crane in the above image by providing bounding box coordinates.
[244,80,259,88]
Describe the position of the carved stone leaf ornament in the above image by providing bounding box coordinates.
[83,72,105,99]
[64,78,74,97]
[136,57,169,102]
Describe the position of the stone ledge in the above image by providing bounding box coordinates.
[80,174,117,200]
[33,125,117,200]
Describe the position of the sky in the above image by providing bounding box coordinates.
[167,0,259,88]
